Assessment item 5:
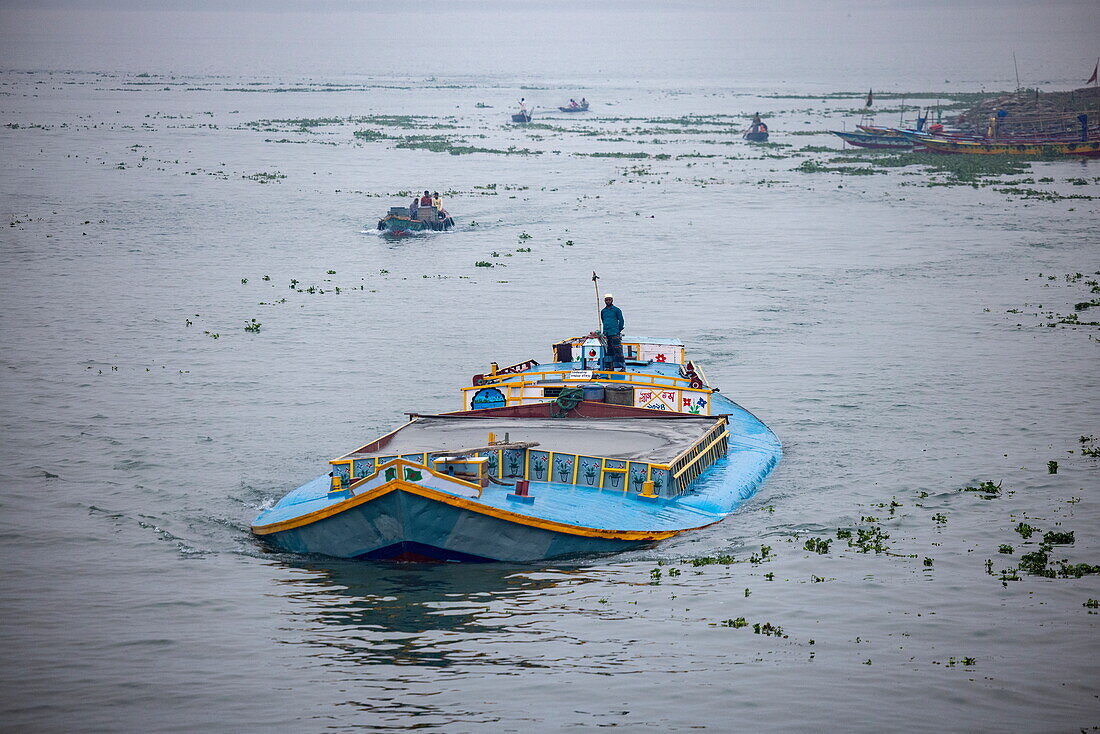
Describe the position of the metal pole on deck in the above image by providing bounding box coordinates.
[592,271,601,332]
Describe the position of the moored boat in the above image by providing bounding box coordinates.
[377,205,454,234]
[904,133,1100,157]
[252,333,782,562]
[831,130,915,150]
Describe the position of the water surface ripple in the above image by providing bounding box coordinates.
[2,12,1099,731]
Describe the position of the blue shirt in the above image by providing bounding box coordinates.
[601,304,624,337]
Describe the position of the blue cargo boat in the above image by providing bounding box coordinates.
[251,334,781,562]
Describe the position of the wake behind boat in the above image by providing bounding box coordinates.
[251,331,781,562]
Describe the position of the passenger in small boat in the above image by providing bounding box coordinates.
[409,195,419,219]
[581,97,587,106]
[601,294,626,370]
[433,192,450,220]
[569,98,578,108]
[420,190,432,207]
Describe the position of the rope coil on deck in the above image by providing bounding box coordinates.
[551,387,584,418]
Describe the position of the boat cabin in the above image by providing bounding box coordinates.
[464,336,713,415]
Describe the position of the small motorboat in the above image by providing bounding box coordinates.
[559,102,589,112]
[377,205,454,234]
[252,332,782,562]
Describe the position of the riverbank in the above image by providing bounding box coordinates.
[956,85,1100,135]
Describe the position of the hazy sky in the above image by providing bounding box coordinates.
[1,0,1096,89]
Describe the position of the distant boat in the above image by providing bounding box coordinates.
[831,129,916,150]
[744,115,769,142]
[377,205,454,234]
[829,106,935,151]
[512,111,533,123]
[559,102,589,112]
[904,134,1100,157]
[883,110,1099,154]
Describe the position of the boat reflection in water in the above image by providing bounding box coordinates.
[269,557,595,667]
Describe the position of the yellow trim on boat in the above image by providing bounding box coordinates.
[251,479,692,540]
[672,430,730,479]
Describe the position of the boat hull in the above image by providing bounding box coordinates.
[511,113,532,123]
[378,215,453,233]
[905,134,1100,157]
[558,105,589,112]
[256,481,653,562]
[743,131,769,142]
[832,130,914,149]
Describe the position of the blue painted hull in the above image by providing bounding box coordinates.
[831,130,914,149]
[257,486,647,562]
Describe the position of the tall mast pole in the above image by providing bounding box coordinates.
[592,271,601,332]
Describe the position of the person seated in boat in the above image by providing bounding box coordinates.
[580,98,587,106]
[569,99,578,108]
[432,191,449,219]
[420,190,432,207]
[600,294,626,371]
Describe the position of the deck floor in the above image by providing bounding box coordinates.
[347,416,719,463]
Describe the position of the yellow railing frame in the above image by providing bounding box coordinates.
[672,431,730,479]
[337,457,483,497]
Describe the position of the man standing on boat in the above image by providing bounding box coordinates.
[601,294,626,371]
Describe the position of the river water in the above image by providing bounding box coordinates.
[1,2,1098,731]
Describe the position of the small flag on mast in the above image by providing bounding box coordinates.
[1088,60,1098,84]
[865,89,873,107]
